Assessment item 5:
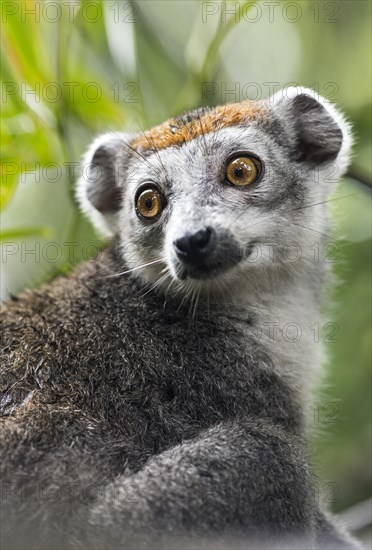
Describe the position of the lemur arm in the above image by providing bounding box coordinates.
[1,412,361,550]
[82,422,363,550]
[80,418,315,549]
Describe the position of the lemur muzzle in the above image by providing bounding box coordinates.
[173,227,215,265]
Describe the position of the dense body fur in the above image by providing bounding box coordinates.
[0,88,362,548]
[0,246,359,549]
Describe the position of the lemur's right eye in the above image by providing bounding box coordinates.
[225,155,261,187]
[135,186,164,221]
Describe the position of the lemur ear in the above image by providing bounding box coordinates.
[269,87,352,170]
[76,133,134,236]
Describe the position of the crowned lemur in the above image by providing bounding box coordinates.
[0,88,362,549]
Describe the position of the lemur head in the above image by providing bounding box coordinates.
[78,87,352,298]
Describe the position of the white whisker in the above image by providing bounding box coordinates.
[100,259,164,279]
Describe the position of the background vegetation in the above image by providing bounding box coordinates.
[1,0,371,540]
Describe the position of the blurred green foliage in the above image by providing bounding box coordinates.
[1,0,371,520]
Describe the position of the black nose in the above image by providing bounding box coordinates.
[173,227,215,265]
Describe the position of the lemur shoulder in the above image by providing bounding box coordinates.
[0,88,362,549]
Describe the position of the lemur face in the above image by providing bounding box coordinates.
[78,87,351,295]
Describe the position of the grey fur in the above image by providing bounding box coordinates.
[0,88,362,549]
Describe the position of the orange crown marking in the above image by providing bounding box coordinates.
[132,101,267,152]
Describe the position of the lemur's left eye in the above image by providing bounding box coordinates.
[135,186,164,220]
[225,156,261,187]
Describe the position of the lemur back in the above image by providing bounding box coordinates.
[0,88,361,549]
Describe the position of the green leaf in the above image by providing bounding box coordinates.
[0,226,54,241]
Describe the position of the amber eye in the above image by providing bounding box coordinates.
[136,187,164,220]
[225,156,260,187]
